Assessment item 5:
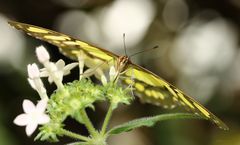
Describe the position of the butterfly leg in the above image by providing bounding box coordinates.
[120,68,135,97]
[129,68,136,97]
[81,58,115,81]
[82,60,107,78]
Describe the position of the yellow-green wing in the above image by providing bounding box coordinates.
[8,21,118,65]
[123,63,228,130]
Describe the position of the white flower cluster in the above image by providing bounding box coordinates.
[14,45,118,137]
[36,46,78,89]
[14,46,78,136]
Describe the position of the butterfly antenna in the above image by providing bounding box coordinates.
[123,33,128,56]
[129,45,159,58]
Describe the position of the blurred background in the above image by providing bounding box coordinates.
[0,0,239,145]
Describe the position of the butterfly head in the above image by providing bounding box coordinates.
[116,56,130,73]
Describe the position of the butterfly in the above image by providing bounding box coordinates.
[8,20,228,130]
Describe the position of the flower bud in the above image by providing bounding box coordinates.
[36,46,50,63]
[109,66,116,81]
[27,63,40,79]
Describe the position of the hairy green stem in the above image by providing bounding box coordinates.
[101,103,114,135]
[59,128,89,141]
[80,109,98,137]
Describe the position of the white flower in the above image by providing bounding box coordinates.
[109,66,116,82]
[36,46,50,63]
[78,56,84,80]
[40,59,78,83]
[27,64,48,100]
[35,45,78,89]
[100,65,115,85]
[27,63,40,79]
[101,75,107,85]
[100,65,117,85]
[14,99,50,136]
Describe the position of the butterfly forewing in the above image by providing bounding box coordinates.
[8,21,117,64]
[123,64,228,130]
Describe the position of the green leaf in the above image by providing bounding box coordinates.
[107,113,202,135]
[66,142,89,145]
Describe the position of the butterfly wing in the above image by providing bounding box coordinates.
[8,21,117,69]
[8,21,228,130]
[123,63,228,130]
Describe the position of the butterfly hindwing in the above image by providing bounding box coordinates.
[124,77,177,108]
[123,64,228,130]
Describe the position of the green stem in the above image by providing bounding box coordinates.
[59,128,89,141]
[101,103,114,135]
[80,109,98,137]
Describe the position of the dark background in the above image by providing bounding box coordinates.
[0,0,239,145]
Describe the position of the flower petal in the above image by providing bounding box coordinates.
[48,76,53,83]
[63,63,78,75]
[109,66,116,81]
[26,123,38,136]
[14,114,30,126]
[36,45,50,63]
[78,57,84,76]
[27,64,40,79]
[23,100,36,114]
[48,62,58,72]
[94,69,104,80]
[36,99,48,113]
[109,66,116,75]
[28,79,36,90]
[56,59,65,70]
[37,114,50,124]
[39,69,49,77]
[101,75,107,85]
[83,68,95,77]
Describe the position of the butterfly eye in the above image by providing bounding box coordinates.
[125,57,129,64]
